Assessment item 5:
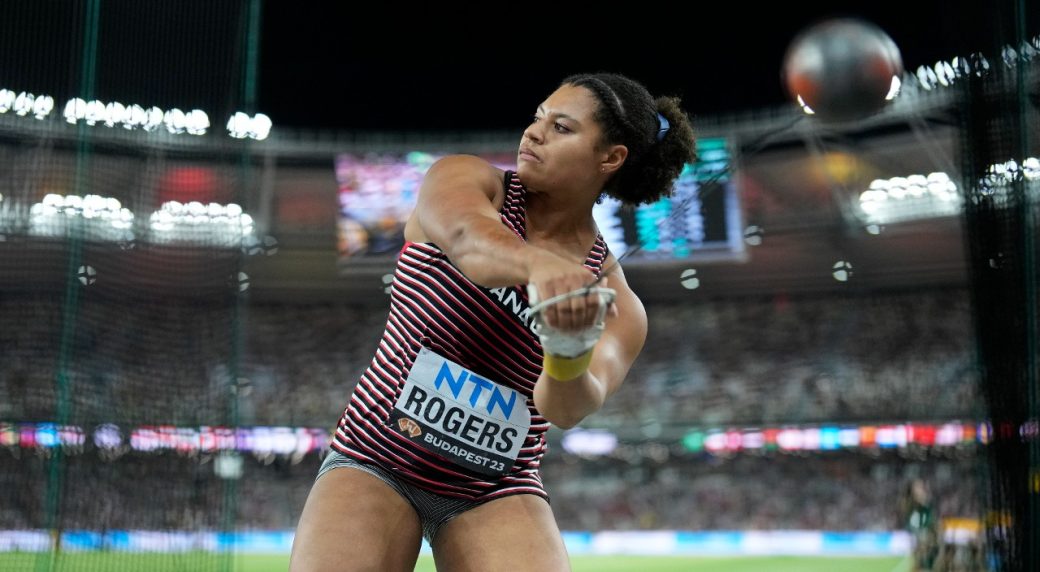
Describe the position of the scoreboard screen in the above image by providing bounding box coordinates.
[335,138,743,266]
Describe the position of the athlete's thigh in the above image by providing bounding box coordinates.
[289,466,423,572]
[432,494,570,572]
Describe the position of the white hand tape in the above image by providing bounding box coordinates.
[527,284,616,358]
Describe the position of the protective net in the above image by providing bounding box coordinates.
[955,1,1040,570]
[0,1,261,570]
[0,2,1037,572]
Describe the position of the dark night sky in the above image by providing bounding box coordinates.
[256,2,991,132]
[0,2,1031,133]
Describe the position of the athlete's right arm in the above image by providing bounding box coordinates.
[405,155,559,289]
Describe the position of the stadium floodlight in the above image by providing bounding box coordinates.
[970,53,990,77]
[858,189,888,203]
[950,56,970,78]
[64,195,83,210]
[857,170,963,225]
[149,210,173,232]
[226,112,249,138]
[251,113,272,140]
[127,104,146,129]
[915,65,937,90]
[32,95,54,120]
[13,92,34,116]
[906,174,928,197]
[926,172,956,197]
[1023,157,1039,180]
[149,200,257,246]
[934,61,954,87]
[239,213,254,236]
[117,102,135,127]
[225,111,272,140]
[1021,39,1039,61]
[0,89,14,113]
[887,177,909,199]
[104,101,125,127]
[1001,45,1018,68]
[143,106,163,132]
[186,201,206,216]
[164,108,187,134]
[64,98,87,124]
[186,109,210,135]
[987,160,1017,184]
[26,193,136,240]
[85,100,105,125]
[82,195,103,219]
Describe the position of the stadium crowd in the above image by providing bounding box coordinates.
[1,287,983,542]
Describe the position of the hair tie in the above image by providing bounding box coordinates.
[656,112,670,142]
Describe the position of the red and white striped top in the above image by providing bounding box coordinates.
[332,170,608,501]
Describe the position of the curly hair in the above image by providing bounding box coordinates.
[561,73,697,206]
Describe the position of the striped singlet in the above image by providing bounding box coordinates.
[332,170,608,502]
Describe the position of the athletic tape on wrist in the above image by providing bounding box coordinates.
[527,284,616,359]
[543,350,595,381]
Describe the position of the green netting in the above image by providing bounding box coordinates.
[0,1,260,570]
[0,2,1036,572]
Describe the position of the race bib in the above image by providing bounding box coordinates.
[389,348,531,477]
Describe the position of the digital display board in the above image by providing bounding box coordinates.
[335,139,743,266]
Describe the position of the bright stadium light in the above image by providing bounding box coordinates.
[29,193,135,240]
[55,98,206,136]
[970,53,990,77]
[85,100,105,125]
[0,86,55,125]
[916,65,937,90]
[104,101,126,127]
[1023,157,1040,180]
[950,56,970,78]
[1001,45,1018,68]
[251,113,272,140]
[148,200,257,247]
[144,106,163,132]
[13,92,34,116]
[0,89,15,113]
[186,109,210,135]
[127,104,146,129]
[226,112,249,139]
[857,171,963,224]
[164,108,186,134]
[32,95,54,120]
[64,98,87,123]
[934,61,954,87]
[226,111,272,140]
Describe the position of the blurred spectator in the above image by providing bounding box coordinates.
[0,287,983,535]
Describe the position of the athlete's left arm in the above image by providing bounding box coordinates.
[532,265,648,429]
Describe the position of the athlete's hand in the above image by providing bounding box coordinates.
[526,249,609,332]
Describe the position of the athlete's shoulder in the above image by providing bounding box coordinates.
[602,255,644,314]
[425,155,507,201]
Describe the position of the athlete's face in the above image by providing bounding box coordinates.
[517,84,624,194]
